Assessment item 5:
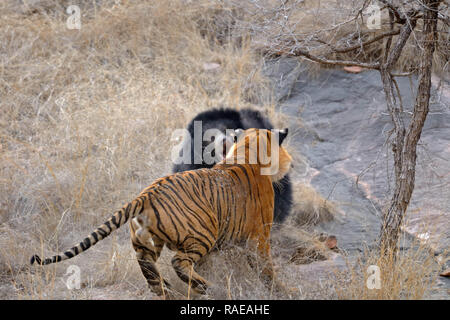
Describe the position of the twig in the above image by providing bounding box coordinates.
[315,29,401,53]
[287,48,380,69]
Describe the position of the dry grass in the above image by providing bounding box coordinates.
[333,239,445,300]
[0,0,273,299]
[0,0,443,300]
[288,183,336,227]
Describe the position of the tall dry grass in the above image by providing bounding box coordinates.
[0,0,276,299]
[0,0,444,300]
[224,0,449,76]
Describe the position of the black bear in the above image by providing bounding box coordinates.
[172,108,293,223]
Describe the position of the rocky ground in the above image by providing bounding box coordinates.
[265,58,450,299]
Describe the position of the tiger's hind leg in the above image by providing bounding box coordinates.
[171,239,213,295]
[132,235,172,297]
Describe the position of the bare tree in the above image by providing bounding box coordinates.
[226,0,447,252]
[288,0,444,253]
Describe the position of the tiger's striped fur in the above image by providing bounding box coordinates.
[31,128,292,295]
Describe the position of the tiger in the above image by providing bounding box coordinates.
[30,128,292,296]
[172,107,293,224]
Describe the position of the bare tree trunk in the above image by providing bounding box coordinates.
[256,0,443,253]
[380,0,441,252]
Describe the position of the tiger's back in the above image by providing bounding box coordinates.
[134,163,274,252]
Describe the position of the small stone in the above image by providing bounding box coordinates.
[203,62,221,72]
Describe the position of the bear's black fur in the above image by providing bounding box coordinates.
[172,108,293,223]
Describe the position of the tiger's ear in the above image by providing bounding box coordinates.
[233,128,244,143]
[277,128,288,145]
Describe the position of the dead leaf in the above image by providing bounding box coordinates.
[318,234,338,249]
[325,236,338,249]
[344,66,363,73]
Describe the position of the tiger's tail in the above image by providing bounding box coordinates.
[30,195,146,266]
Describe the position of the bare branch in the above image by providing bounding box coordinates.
[438,12,450,25]
[286,47,380,69]
[391,70,417,77]
[319,29,401,54]
[385,17,417,69]
[384,7,395,63]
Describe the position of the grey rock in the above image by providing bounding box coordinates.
[267,62,450,298]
